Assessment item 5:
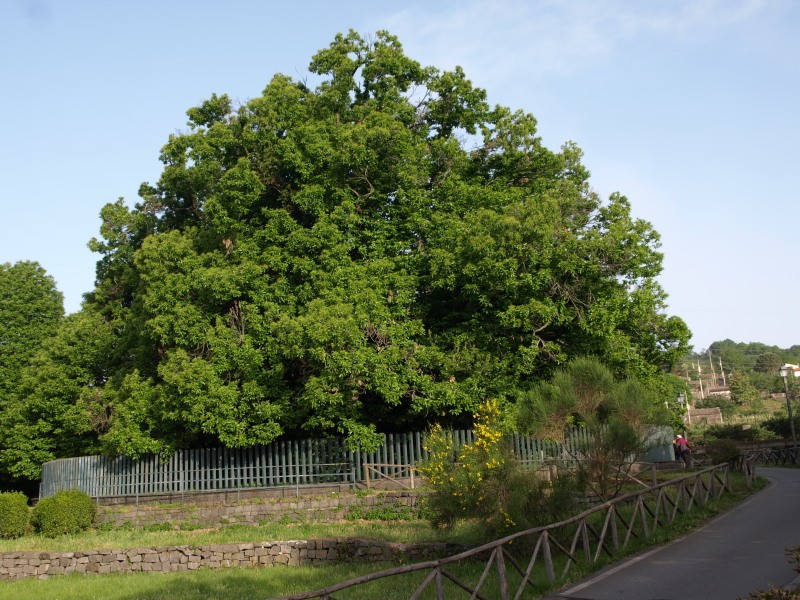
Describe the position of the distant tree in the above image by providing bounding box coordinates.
[0,261,63,405]
[754,352,782,374]
[703,340,799,374]
[728,370,764,414]
[0,310,114,480]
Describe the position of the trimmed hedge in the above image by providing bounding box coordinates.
[0,491,29,538]
[31,489,96,537]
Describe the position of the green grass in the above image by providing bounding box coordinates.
[0,520,478,553]
[0,473,768,600]
[0,561,525,600]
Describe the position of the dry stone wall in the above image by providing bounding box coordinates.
[95,490,422,529]
[0,538,462,580]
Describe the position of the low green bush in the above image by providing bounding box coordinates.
[0,491,30,538]
[31,489,96,537]
[701,423,772,442]
[345,503,417,521]
[705,438,742,465]
[762,415,800,439]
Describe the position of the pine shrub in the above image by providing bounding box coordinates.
[31,489,96,537]
[0,491,30,539]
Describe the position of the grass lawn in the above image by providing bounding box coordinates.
[0,520,473,554]
[0,472,767,600]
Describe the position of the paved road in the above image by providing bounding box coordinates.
[545,467,800,600]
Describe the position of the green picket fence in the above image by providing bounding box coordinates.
[39,428,599,499]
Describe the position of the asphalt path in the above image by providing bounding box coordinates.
[545,467,800,600]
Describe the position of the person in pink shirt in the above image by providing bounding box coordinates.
[674,434,692,468]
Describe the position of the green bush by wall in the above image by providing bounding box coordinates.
[31,489,96,537]
[0,492,29,539]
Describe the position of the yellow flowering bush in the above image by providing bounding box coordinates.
[419,399,583,538]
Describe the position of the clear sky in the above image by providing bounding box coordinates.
[2,0,798,352]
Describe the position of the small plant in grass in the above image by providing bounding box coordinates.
[0,491,30,538]
[345,504,416,521]
[279,513,304,526]
[143,522,175,532]
[31,489,96,537]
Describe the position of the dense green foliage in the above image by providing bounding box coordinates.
[702,438,742,466]
[515,357,671,500]
[31,489,96,537]
[692,341,800,384]
[761,415,799,439]
[0,311,112,479]
[0,262,63,404]
[2,31,689,477]
[0,262,64,487]
[0,491,29,538]
[696,423,773,443]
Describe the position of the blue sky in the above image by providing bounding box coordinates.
[2,0,798,352]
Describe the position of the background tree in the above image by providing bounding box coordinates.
[0,261,63,405]
[728,370,764,415]
[14,31,689,465]
[754,352,782,375]
[0,262,63,490]
[0,310,115,481]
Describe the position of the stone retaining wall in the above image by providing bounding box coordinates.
[95,490,422,529]
[0,538,461,580]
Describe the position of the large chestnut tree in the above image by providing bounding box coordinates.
[5,31,690,475]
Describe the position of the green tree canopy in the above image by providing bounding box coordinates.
[0,310,114,479]
[14,31,689,465]
[0,261,63,404]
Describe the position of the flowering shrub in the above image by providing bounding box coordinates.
[419,400,581,539]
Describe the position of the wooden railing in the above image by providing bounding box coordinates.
[279,464,732,600]
[741,455,758,488]
[363,464,418,489]
[744,445,800,467]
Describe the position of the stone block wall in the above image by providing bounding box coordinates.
[95,490,422,530]
[0,538,462,580]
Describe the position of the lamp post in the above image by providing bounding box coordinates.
[779,364,798,449]
[676,392,688,438]
[677,392,690,426]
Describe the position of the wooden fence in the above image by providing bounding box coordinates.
[744,445,800,467]
[279,464,732,600]
[40,429,601,499]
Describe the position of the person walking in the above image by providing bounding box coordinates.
[675,434,692,468]
[673,436,683,463]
